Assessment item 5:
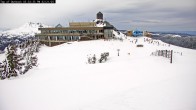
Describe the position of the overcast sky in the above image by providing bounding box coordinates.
[0,0,196,31]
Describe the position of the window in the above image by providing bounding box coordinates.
[50,36,56,40]
[57,36,64,40]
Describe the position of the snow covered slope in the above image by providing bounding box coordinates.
[113,30,127,39]
[0,22,49,38]
[0,37,196,110]
[163,34,182,38]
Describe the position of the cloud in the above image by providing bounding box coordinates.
[0,0,195,31]
[120,19,162,24]
[102,0,196,31]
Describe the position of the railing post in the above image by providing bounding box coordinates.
[117,49,120,56]
[170,50,173,64]
[166,50,168,58]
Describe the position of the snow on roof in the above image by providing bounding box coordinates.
[113,30,127,39]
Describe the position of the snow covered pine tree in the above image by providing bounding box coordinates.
[0,62,5,79]
[0,39,40,79]
[6,45,19,78]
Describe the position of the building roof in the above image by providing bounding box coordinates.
[55,24,63,28]
[38,26,103,31]
[103,21,115,29]
[69,22,96,27]
[97,11,103,15]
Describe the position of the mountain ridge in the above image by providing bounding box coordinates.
[0,22,49,38]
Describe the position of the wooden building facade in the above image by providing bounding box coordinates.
[36,26,105,46]
[36,12,114,46]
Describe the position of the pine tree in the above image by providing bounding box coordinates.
[0,38,40,79]
[31,55,38,67]
[0,62,4,79]
[6,45,18,78]
[1,60,9,79]
[35,41,41,52]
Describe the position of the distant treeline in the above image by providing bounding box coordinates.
[0,36,35,51]
[152,35,196,49]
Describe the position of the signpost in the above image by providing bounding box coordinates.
[117,49,120,56]
[170,50,173,64]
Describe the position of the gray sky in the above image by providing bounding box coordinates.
[0,0,196,31]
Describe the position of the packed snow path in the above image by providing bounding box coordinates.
[0,37,196,110]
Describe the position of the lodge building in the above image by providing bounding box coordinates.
[36,12,114,46]
[126,30,152,37]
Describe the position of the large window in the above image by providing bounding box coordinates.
[99,30,103,33]
[39,36,46,40]
[50,36,56,40]
[57,36,64,40]
[63,30,68,33]
[104,29,113,38]
[65,36,71,41]
[72,36,80,41]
